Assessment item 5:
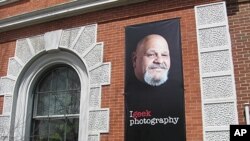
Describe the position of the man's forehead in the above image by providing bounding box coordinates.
[144,42,169,52]
[146,48,169,53]
[136,35,169,52]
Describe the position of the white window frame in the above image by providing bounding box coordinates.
[31,65,81,140]
[10,51,90,141]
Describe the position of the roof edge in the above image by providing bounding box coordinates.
[0,0,147,33]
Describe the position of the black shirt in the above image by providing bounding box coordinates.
[125,78,186,141]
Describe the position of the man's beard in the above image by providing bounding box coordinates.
[143,64,169,86]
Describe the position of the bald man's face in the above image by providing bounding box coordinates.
[133,35,171,86]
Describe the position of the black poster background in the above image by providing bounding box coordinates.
[125,19,186,141]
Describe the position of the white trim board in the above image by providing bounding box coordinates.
[0,0,147,32]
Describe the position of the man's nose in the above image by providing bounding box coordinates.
[153,55,164,64]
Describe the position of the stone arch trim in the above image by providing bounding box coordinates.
[0,24,111,141]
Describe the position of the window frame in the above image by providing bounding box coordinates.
[30,65,81,141]
[10,51,90,141]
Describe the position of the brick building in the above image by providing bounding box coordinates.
[0,0,249,141]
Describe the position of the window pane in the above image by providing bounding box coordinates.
[68,69,80,90]
[38,72,52,92]
[49,119,65,141]
[49,91,81,115]
[32,66,80,140]
[30,119,49,141]
[37,93,50,116]
[52,68,67,91]
[66,118,79,141]
[48,91,80,115]
[50,92,65,115]
[67,90,80,114]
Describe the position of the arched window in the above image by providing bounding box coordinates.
[11,51,89,141]
[7,26,111,141]
[30,66,80,141]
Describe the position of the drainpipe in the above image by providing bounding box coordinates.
[244,103,250,125]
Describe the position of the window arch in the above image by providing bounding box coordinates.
[4,25,111,141]
[30,65,80,141]
[10,51,89,141]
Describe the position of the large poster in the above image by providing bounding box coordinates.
[125,19,186,141]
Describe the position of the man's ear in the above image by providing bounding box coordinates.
[132,52,137,68]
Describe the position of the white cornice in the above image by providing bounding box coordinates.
[0,0,19,6]
[0,0,147,32]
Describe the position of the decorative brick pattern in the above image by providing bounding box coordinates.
[88,134,100,141]
[202,76,234,99]
[0,24,111,141]
[88,109,109,133]
[195,2,238,141]
[2,96,12,115]
[205,131,229,141]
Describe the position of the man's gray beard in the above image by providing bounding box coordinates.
[144,70,169,86]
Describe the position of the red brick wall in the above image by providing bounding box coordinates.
[0,96,3,114]
[228,1,250,125]
[0,41,16,77]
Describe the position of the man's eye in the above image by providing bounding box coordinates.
[147,54,155,57]
[162,54,169,57]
